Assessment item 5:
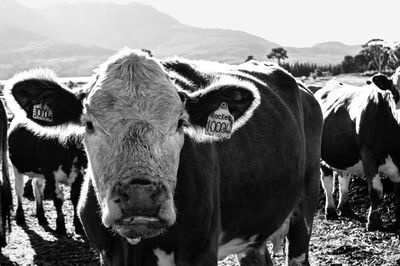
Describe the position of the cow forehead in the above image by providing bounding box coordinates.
[85,50,184,130]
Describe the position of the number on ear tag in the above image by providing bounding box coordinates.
[32,103,53,122]
[205,102,234,139]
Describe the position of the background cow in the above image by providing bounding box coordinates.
[315,75,400,231]
[8,119,87,235]
[5,49,323,265]
[0,99,12,248]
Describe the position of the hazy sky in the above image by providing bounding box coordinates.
[16,0,399,47]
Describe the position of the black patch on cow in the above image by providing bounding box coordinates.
[186,85,254,127]
[162,60,210,91]
[12,79,83,126]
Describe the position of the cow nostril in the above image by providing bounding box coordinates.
[130,179,152,186]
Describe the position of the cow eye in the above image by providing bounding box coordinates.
[86,121,94,132]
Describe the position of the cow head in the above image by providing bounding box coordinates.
[372,73,400,107]
[6,49,260,242]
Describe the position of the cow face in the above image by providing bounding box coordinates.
[392,67,400,108]
[372,74,400,107]
[6,49,260,241]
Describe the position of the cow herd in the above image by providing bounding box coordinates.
[0,48,398,265]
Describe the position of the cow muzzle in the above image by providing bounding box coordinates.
[102,177,176,239]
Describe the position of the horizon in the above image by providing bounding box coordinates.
[15,0,399,48]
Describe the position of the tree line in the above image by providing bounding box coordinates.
[257,39,400,78]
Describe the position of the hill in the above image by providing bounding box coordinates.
[0,0,362,78]
[0,24,113,79]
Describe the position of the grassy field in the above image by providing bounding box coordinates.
[301,73,369,88]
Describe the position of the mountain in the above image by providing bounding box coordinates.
[0,24,113,79]
[36,2,280,63]
[0,0,362,79]
[0,0,51,35]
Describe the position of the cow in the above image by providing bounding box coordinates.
[5,49,323,265]
[315,74,400,231]
[8,117,87,235]
[0,99,12,248]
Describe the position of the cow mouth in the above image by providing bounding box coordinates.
[114,215,167,239]
[117,215,161,224]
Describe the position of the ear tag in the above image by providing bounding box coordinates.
[32,103,53,122]
[205,102,234,139]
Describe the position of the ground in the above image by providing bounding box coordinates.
[0,74,399,265]
[1,176,399,265]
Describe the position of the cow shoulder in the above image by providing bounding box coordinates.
[358,88,398,145]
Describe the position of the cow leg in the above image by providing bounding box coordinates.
[32,177,48,225]
[393,183,400,231]
[337,174,355,218]
[361,150,382,231]
[53,181,66,235]
[239,247,273,266]
[13,166,26,225]
[287,160,320,266]
[71,174,84,235]
[320,169,337,220]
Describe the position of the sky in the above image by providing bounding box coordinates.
[16,0,399,47]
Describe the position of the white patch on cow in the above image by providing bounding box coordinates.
[54,181,64,200]
[391,66,400,109]
[342,160,364,175]
[321,175,335,210]
[153,248,175,266]
[184,75,261,143]
[288,253,306,266]
[218,234,258,260]
[126,237,141,245]
[378,156,400,182]
[53,162,78,186]
[267,214,291,254]
[53,165,68,183]
[338,174,350,205]
[372,174,383,199]
[13,166,25,204]
[23,171,45,179]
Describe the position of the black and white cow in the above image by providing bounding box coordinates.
[5,50,323,265]
[0,99,12,247]
[315,74,400,231]
[8,114,87,235]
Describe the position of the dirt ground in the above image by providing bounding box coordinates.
[0,176,399,266]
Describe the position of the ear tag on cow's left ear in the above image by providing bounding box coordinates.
[205,102,234,139]
[32,103,53,122]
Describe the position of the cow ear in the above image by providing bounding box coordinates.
[184,79,260,142]
[6,70,83,127]
[372,74,391,91]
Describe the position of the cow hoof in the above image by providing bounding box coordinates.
[325,208,338,220]
[56,227,67,236]
[56,216,66,235]
[38,216,48,226]
[338,204,355,218]
[74,220,85,235]
[16,210,26,226]
[367,212,382,231]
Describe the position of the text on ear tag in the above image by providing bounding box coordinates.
[32,103,53,122]
[205,102,234,139]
